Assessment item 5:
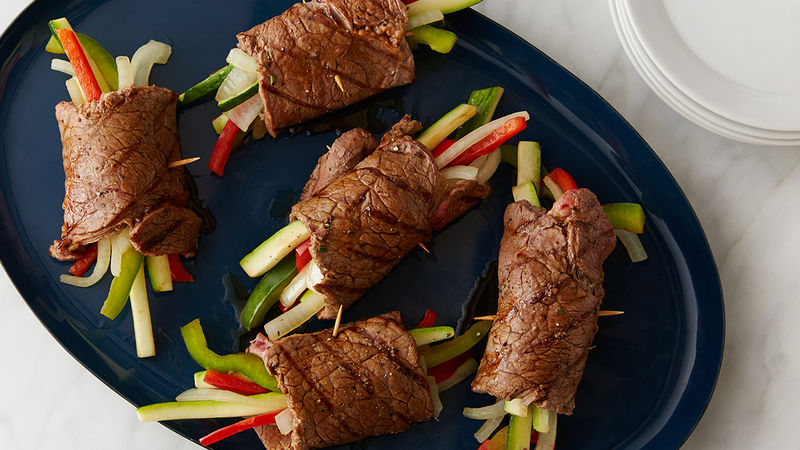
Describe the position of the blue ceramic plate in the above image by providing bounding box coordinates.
[0,1,723,449]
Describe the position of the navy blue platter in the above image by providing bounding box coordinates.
[0,1,724,449]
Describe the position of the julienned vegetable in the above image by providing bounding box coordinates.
[130,40,172,87]
[51,22,102,102]
[240,221,311,277]
[449,116,527,167]
[100,249,144,319]
[435,112,530,168]
[416,308,438,328]
[136,398,283,422]
[60,238,109,287]
[167,254,194,282]
[409,326,455,346]
[603,203,646,234]
[547,168,578,193]
[263,290,326,340]
[408,25,458,54]
[180,319,279,391]
[516,141,541,191]
[178,64,233,104]
[512,181,539,206]
[241,255,297,330]
[199,412,283,446]
[407,0,483,15]
[506,408,533,450]
[436,357,478,391]
[203,370,269,396]
[208,119,240,176]
[417,103,477,150]
[421,320,492,367]
[145,254,173,292]
[456,87,505,139]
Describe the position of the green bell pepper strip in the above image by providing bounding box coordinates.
[179,64,234,105]
[603,203,645,233]
[455,86,505,139]
[421,320,492,368]
[180,319,279,392]
[100,249,144,319]
[408,25,457,54]
[241,255,297,330]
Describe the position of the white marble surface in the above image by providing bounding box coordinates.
[1,0,798,449]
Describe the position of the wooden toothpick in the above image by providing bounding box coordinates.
[167,157,200,169]
[473,315,496,321]
[598,310,624,317]
[332,305,343,337]
[334,74,345,93]
[418,243,430,253]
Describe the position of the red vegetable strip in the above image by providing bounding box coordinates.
[55,29,102,102]
[548,167,578,192]
[448,116,527,167]
[208,119,239,176]
[416,308,438,328]
[203,370,269,395]
[295,239,311,272]
[431,139,456,158]
[199,411,282,446]
[167,254,194,282]
[427,351,470,384]
[68,243,98,276]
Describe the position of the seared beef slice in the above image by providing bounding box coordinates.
[472,189,616,414]
[237,0,414,137]
[248,311,432,450]
[291,117,489,319]
[50,86,201,260]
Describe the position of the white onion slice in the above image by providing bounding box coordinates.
[615,229,648,263]
[216,66,259,102]
[473,415,505,443]
[437,358,478,392]
[226,48,259,73]
[407,9,444,30]
[306,261,324,292]
[227,94,264,131]
[116,56,133,89]
[131,40,172,87]
[65,77,85,105]
[542,175,564,201]
[51,58,75,76]
[59,237,111,287]
[264,291,325,339]
[275,408,294,435]
[129,262,155,358]
[434,111,529,168]
[110,228,133,276]
[463,399,506,420]
[535,413,557,450]
[176,389,287,410]
[280,262,312,307]
[440,165,478,181]
[475,148,501,184]
[427,376,443,419]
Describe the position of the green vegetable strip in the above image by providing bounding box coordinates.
[100,250,144,319]
[408,0,483,16]
[46,30,119,92]
[179,64,234,105]
[180,319,279,392]
[241,255,297,330]
[603,203,645,233]
[218,82,259,111]
[409,326,455,346]
[408,25,457,54]
[421,320,492,368]
[455,87,505,139]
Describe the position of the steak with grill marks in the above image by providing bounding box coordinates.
[290,116,490,319]
[237,0,415,138]
[248,311,432,450]
[49,86,202,260]
[471,189,616,415]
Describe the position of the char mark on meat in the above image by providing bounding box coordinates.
[248,311,432,450]
[471,189,616,415]
[50,86,202,260]
[236,0,415,138]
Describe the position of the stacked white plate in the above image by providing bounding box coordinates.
[610,0,800,146]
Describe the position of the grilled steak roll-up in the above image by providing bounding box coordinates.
[471,188,616,415]
[49,86,202,261]
[248,311,433,449]
[290,116,490,319]
[236,0,415,137]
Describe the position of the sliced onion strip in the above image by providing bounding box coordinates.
[474,147,501,184]
[116,56,133,88]
[227,94,264,131]
[226,48,259,73]
[615,229,648,263]
[463,399,506,420]
[59,237,110,287]
[176,389,287,410]
[131,40,172,87]
[437,357,478,392]
[275,408,294,435]
[427,376,443,419]
[407,9,444,30]
[280,262,312,307]
[434,111,529,168]
[51,58,75,76]
[216,66,259,102]
[264,291,325,339]
[440,165,479,181]
[65,77,85,105]
[474,415,505,443]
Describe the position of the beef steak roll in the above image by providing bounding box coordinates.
[236,0,415,137]
[49,86,202,261]
[290,116,490,319]
[248,311,433,450]
[471,189,616,415]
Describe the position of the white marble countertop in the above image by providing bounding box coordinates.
[2,0,798,449]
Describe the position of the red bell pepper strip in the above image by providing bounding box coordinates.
[55,29,102,102]
[427,351,470,384]
[168,254,194,282]
[208,119,239,176]
[432,138,456,158]
[416,308,438,328]
[203,370,269,395]
[68,243,98,276]
[477,425,509,450]
[199,411,282,446]
[448,116,527,167]
[295,239,311,272]
[548,167,578,192]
